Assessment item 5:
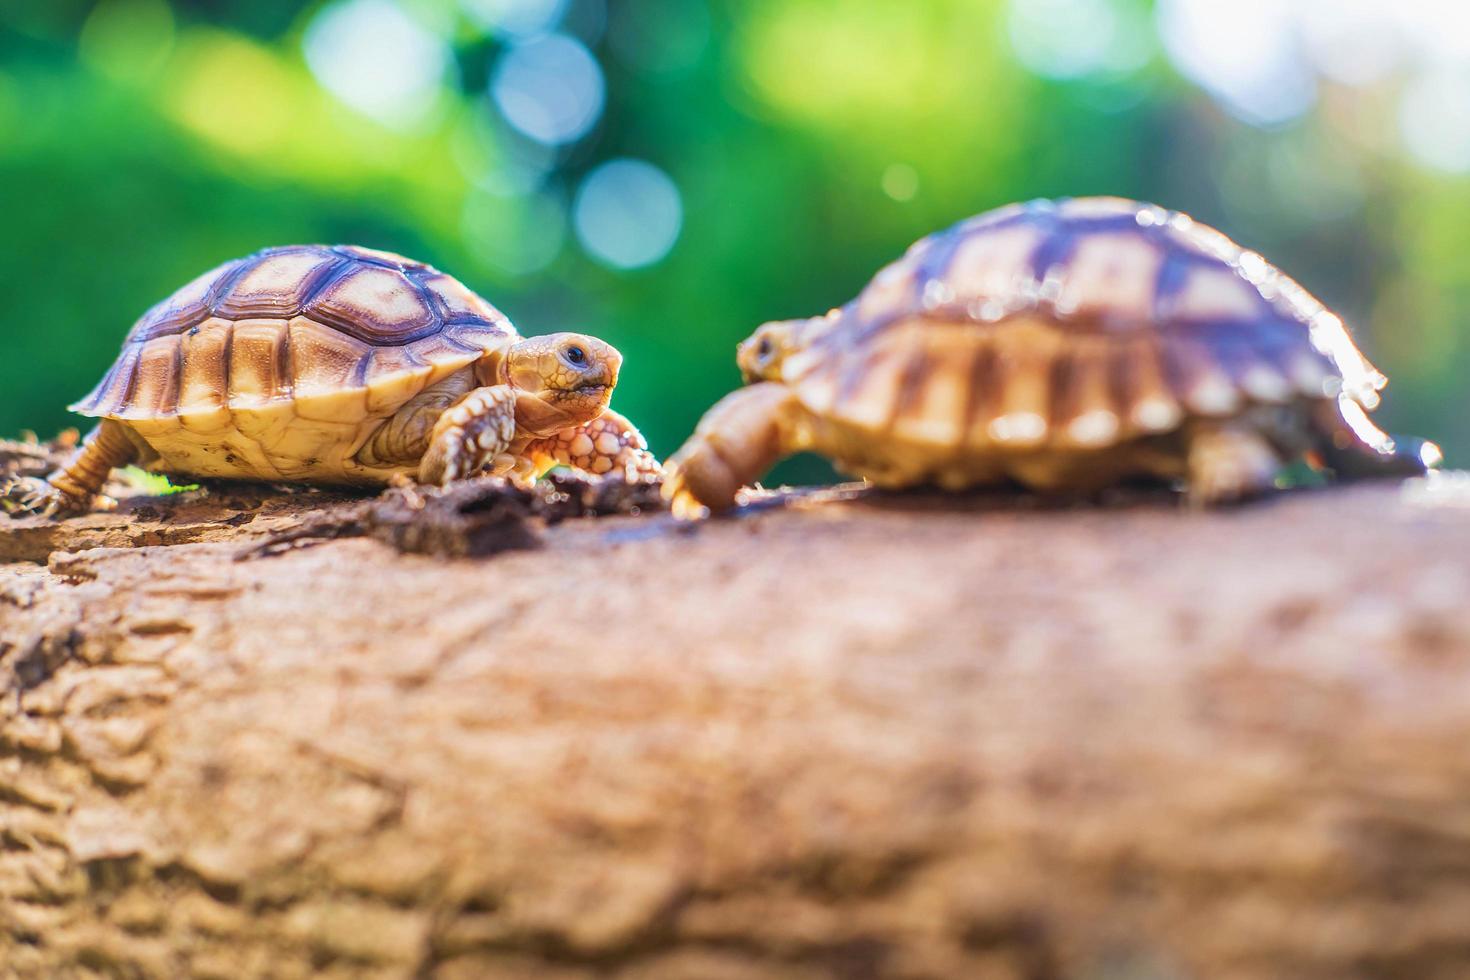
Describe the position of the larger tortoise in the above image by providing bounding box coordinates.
[665,197,1437,517]
[4,245,657,516]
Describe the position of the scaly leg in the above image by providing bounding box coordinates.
[2,420,139,517]
[418,386,519,486]
[1185,420,1283,507]
[525,408,661,482]
[663,382,809,519]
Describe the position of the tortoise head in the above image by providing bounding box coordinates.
[505,332,620,435]
[737,312,839,384]
[736,319,803,384]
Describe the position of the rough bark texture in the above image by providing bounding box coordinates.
[4,453,1470,979]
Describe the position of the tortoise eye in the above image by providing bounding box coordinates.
[563,345,587,365]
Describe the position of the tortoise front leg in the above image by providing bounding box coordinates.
[418,386,519,486]
[525,408,660,482]
[663,382,809,519]
[1,420,140,518]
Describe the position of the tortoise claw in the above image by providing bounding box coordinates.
[1,477,80,519]
[619,446,663,483]
[660,460,713,521]
[668,488,710,521]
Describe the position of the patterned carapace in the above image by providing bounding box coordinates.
[780,196,1384,450]
[74,245,516,420]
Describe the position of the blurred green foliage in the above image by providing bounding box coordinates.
[0,0,1464,475]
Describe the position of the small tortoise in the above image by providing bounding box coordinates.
[4,245,657,516]
[665,197,1437,517]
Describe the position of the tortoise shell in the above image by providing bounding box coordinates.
[780,197,1387,451]
[73,245,516,422]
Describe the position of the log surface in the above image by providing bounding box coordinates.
[5,471,1470,979]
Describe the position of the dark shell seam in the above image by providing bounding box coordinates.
[300,256,358,310]
[350,349,373,389]
[885,345,932,436]
[276,319,294,398]
[220,320,234,402]
[405,266,450,321]
[204,258,259,318]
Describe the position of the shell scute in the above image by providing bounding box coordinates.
[305,262,437,345]
[1109,337,1181,434]
[423,273,507,324]
[940,223,1046,315]
[176,317,233,415]
[890,325,975,448]
[226,318,294,406]
[363,345,434,415]
[1161,337,1241,417]
[1163,265,1268,323]
[1053,232,1162,325]
[334,245,426,270]
[985,320,1060,447]
[129,336,183,418]
[1048,337,1121,448]
[827,332,908,429]
[445,321,511,352]
[214,248,343,320]
[70,344,142,417]
[408,332,485,377]
[288,317,374,398]
[128,258,244,343]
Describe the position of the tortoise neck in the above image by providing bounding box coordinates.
[473,347,511,387]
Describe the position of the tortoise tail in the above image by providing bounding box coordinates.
[1311,397,1440,480]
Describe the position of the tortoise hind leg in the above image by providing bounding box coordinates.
[1184,420,1283,507]
[2,419,140,518]
[1311,397,1439,480]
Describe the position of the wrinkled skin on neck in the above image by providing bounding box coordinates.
[499,332,621,436]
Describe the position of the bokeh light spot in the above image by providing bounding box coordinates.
[574,159,682,269]
[169,32,298,155]
[450,105,557,196]
[461,0,568,40]
[881,163,919,202]
[1393,0,1470,67]
[1157,0,1316,127]
[1295,0,1402,87]
[304,0,450,129]
[1399,71,1470,173]
[491,33,604,146]
[78,0,175,83]
[1007,0,1148,79]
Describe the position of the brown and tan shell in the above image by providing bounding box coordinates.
[780,197,1387,452]
[72,245,517,483]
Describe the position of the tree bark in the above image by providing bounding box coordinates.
[4,462,1470,979]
